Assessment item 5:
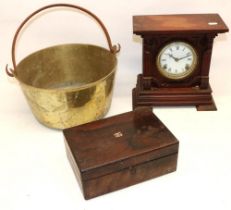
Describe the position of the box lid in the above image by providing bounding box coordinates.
[133,14,229,35]
[63,107,179,180]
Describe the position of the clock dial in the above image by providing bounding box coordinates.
[157,42,197,80]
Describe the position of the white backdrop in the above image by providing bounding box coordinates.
[0,1,231,210]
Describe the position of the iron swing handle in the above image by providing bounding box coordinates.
[6,3,120,77]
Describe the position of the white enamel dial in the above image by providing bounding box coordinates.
[157,41,198,80]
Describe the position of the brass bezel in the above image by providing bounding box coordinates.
[156,41,198,80]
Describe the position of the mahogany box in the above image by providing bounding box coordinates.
[63,107,179,199]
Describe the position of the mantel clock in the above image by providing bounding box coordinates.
[132,14,229,111]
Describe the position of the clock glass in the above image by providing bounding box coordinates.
[157,41,198,80]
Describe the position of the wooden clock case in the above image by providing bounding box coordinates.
[132,14,229,111]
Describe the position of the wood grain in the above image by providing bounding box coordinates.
[133,14,229,35]
[64,107,179,199]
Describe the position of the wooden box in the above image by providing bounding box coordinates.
[63,107,179,199]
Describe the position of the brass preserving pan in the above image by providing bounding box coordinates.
[6,4,120,129]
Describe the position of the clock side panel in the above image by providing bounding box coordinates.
[142,34,214,89]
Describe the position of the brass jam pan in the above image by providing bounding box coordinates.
[6,3,120,129]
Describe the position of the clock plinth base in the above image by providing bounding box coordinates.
[196,98,217,111]
[132,75,217,111]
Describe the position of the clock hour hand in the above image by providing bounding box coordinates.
[165,53,178,61]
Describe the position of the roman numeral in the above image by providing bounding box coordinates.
[185,64,190,70]
[163,64,167,69]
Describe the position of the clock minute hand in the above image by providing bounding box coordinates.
[177,54,191,61]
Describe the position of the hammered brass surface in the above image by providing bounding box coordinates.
[15,44,117,129]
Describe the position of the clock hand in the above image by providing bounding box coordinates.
[166,53,178,61]
[177,54,192,61]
